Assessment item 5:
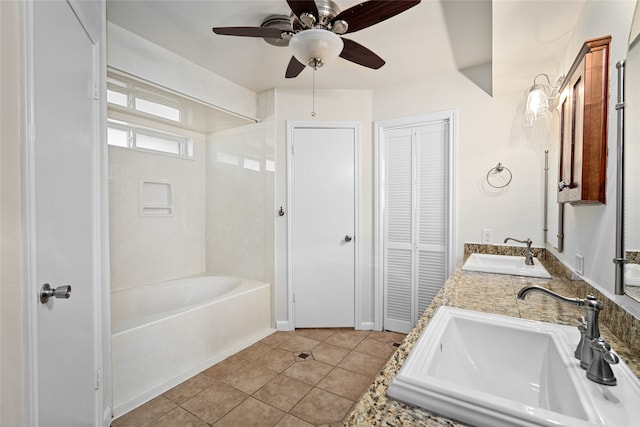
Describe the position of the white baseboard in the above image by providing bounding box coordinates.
[276,320,292,331]
[358,321,375,331]
[103,406,113,427]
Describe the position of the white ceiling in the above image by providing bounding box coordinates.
[106,0,585,95]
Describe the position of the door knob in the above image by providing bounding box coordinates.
[40,283,72,304]
[344,235,353,242]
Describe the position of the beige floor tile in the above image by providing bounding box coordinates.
[252,347,296,372]
[366,330,406,344]
[202,355,247,380]
[276,334,321,353]
[151,407,208,427]
[323,331,366,350]
[236,341,273,361]
[253,374,313,412]
[274,414,315,427]
[163,373,215,404]
[283,359,333,386]
[311,342,350,366]
[337,351,385,377]
[222,362,279,394]
[213,397,285,427]
[353,338,395,359]
[294,328,337,342]
[181,381,248,424]
[316,367,372,401]
[290,388,354,425]
[261,331,288,347]
[111,396,176,427]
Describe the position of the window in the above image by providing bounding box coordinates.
[106,71,197,158]
[107,75,183,123]
[107,120,193,158]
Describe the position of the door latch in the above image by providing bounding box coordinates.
[40,283,72,304]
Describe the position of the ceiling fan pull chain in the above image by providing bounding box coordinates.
[311,68,317,117]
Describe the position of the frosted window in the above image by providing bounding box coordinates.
[107,89,128,107]
[136,132,183,155]
[134,97,181,122]
[107,127,129,147]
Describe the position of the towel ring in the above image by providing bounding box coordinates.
[486,163,512,189]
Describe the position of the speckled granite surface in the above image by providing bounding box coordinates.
[344,245,640,426]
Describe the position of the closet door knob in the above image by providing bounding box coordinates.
[344,235,353,243]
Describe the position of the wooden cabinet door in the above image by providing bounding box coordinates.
[557,36,610,204]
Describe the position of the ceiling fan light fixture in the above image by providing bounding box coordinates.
[290,29,344,69]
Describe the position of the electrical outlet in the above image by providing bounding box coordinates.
[575,254,584,275]
[482,228,494,244]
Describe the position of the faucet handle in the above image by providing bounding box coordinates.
[590,338,619,365]
[586,337,619,386]
[574,317,587,360]
[573,316,587,360]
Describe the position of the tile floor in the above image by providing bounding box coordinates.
[111,328,406,427]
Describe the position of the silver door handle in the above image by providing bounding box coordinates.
[344,235,353,242]
[40,283,72,304]
[558,181,571,191]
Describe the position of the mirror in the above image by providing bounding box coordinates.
[625,2,640,301]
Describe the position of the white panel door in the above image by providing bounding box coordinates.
[28,0,104,425]
[290,125,356,328]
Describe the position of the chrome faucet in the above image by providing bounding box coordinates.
[504,237,534,265]
[517,285,619,385]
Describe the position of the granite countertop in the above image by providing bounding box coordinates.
[344,247,640,426]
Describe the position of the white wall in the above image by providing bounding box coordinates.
[108,144,206,291]
[373,71,548,264]
[0,1,24,424]
[546,0,637,306]
[273,89,374,328]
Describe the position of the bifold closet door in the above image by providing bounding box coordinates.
[383,122,448,333]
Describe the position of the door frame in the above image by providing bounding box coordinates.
[373,110,457,331]
[21,0,110,424]
[286,121,360,330]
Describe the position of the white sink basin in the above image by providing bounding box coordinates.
[462,253,551,279]
[387,306,640,427]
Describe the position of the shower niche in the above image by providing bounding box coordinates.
[139,179,173,217]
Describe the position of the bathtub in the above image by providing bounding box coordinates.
[111,275,273,417]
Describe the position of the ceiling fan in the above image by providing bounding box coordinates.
[212,0,421,78]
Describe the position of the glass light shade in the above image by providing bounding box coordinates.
[290,29,344,69]
[525,84,550,119]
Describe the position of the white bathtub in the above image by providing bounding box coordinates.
[111,275,273,417]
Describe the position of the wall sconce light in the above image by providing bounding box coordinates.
[523,73,564,127]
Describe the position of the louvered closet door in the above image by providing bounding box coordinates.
[416,123,448,315]
[383,122,448,333]
[383,128,414,333]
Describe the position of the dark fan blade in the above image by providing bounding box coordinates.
[333,0,421,34]
[285,56,306,78]
[212,26,287,38]
[287,0,319,20]
[339,38,385,69]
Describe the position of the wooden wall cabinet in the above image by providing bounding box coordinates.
[557,36,611,204]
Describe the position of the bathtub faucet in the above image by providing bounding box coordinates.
[504,237,534,265]
[516,285,617,385]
